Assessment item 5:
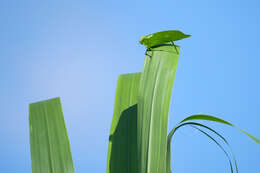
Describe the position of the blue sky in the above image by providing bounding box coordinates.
[0,0,259,172]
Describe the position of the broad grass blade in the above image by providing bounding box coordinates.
[29,97,75,173]
[137,45,180,173]
[106,73,141,173]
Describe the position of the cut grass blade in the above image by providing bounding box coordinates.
[167,122,238,173]
[137,44,180,173]
[106,73,141,173]
[29,97,75,173]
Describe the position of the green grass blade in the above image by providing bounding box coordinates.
[137,45,180,173]
[180,114,260,144]
[191,125,234,173]
[29,97,75,173]
[192,124,238,173]
[106,73,141,173]
[167,113,260,173]
[167,122,238,173]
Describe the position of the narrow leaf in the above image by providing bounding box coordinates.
[191,125,235,173]
[106,73,141,173]
[180,114,260,144]
[167,122,238,173]
[29,97,75,173]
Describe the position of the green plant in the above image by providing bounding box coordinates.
[29,30,259,173]
[107,30,259,173]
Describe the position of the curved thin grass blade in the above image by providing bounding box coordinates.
[180,114,260,144]
[167,122,238,173]
[191,125,235,173]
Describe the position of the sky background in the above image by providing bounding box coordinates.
[0,0,260,172]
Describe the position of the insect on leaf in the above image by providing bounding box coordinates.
[139,30,191,49]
